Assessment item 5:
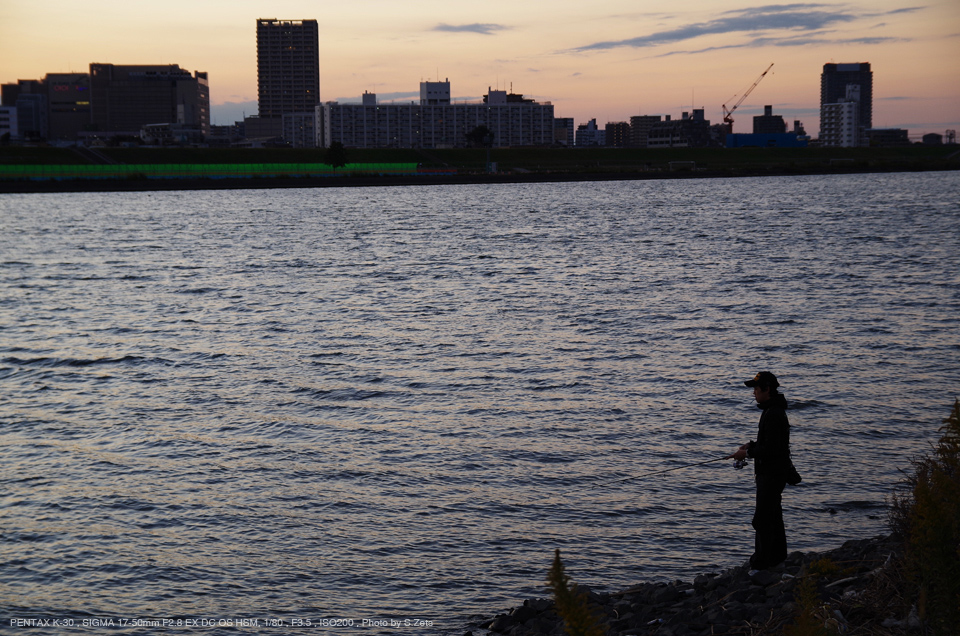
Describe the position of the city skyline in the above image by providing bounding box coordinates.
[2,0,958,138]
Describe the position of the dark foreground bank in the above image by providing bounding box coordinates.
[471,534,916,636]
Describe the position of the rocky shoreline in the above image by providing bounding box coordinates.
[473,534,916,636]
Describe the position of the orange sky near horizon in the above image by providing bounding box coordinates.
[1,0,958,138]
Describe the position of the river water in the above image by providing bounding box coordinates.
[1,172,959,634]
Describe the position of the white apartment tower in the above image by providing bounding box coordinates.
[820,85,863,147]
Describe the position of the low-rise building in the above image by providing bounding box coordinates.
[575,119,604,146]
[629,115,661,148]
[90,64,210,137]
[206,122,244,147]
[319,82,554,148]
[647,110,717,148]
[726,133,807,148]
[243,115,283,141]
[421,80,451,105]
[140,123,204,146]
[282,112,318,148]
[867,128,910,147]
[1,80,46,140]
[604,121,630,147]
[16,93,47,141]
[753,105,786,134]
[3,69,206,143]
[0,106,18,141]
[554,118,574,146]
[46,73,91,141]
[1,80,43,109]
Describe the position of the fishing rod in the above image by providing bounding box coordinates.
[555,454,747,501]
[308,454,750,516]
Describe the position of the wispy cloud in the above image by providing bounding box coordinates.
[433,23,509,35]
[880,6,925,15]
[656,32,905,56]
[572,4,922,53]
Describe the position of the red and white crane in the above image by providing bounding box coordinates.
[722,63,774,133]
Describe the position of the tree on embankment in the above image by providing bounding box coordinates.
[325,141,348,171]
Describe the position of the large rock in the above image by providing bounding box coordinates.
[510,605,538,623]
[488,614,517,633]
[749,569,780,587]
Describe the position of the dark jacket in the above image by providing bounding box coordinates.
[746,393,792,480]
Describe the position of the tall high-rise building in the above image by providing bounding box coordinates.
[820,63,872,131]
[256,19,320,119]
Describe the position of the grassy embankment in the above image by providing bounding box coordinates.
[1,145,958,177]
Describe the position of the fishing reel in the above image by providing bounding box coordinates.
[733,458,750,470]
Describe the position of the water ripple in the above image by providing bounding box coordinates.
[1,172,959,634]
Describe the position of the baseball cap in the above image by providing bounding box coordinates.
[744,371,780,388]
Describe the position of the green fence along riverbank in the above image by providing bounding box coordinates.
[0,162,419,181]
[1,146,957,193]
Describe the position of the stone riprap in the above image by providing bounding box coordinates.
[475,535,911,636]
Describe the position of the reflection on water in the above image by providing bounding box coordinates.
[1,171,959,633]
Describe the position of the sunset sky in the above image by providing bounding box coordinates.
[2,0,958,138]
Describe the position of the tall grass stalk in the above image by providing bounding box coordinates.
[889,399,960,635]
[546,550,606,636]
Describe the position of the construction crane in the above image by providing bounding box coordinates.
[722,63,774,133]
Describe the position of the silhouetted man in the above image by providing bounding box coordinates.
[726,371,792,571]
